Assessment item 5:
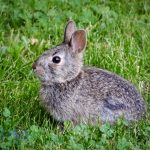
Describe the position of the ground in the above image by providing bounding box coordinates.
[0,0,150,149]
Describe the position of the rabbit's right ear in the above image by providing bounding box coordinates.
[70,30,87,53]
[64,20,76,43]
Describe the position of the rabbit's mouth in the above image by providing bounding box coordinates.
[33,66,46,80]
[33,65,54,82]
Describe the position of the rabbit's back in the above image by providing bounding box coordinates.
[80,67,147,122]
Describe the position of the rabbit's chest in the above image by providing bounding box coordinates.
[40,84,79,121]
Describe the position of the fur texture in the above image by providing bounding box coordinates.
[33,20,147,125]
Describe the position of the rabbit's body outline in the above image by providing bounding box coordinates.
[33,20,147,125]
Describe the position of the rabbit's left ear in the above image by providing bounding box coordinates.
[64,20,76,43]
[70,30,87,53]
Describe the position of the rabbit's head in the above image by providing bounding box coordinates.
[32,20,87,83]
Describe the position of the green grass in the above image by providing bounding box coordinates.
[0,0,150,149]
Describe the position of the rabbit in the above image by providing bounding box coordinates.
[32,20,147,125]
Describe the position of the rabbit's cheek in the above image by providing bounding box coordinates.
[48,60,65,72]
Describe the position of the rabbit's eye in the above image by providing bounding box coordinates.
[52,56,61,64]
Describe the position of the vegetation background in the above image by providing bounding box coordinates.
[0,0,150,149]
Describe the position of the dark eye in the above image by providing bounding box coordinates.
[52,56,61,64]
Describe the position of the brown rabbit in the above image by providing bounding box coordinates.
[32,20,147,125]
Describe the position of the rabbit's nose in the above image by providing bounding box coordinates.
[32,63,37,69]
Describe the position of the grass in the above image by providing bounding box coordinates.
[0,0,150,149]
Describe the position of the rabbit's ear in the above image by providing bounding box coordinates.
[70,30,87,53]
[64,20,76,43]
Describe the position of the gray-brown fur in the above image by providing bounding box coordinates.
[33,20,147,125]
